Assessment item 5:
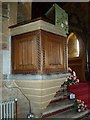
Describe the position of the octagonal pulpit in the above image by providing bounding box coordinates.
[10,4,69,117]
[11,29,67,74]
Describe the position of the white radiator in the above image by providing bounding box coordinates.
[0,100,15,119]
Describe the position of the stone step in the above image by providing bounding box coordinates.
[55,87,68,97]
[42,99,74,118]
[50,86,68,103]
[50,90,68,104]
[41,84,89,119]
[47,108,89,119]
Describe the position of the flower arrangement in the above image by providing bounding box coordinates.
[62,68,79,86]
[74,99,87,112]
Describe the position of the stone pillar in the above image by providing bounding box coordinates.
[9,2,17,26]
[85,2,90,81]
[0,1,2,101]
[86,34,90,81]
[24,2,32,20]
[17,2,32,23]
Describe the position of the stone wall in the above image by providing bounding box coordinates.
[0,1,2,102]
[2,80,29,118]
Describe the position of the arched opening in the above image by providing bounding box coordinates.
[68,32,80,58]
[67,32,86,81]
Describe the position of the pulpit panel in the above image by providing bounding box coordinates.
[41,30,67,73]
[11,31,40,74]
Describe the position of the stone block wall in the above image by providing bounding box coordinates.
[2,80,29,118]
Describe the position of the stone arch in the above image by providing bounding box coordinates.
[67,32,86,81]
[67,32,85,59]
